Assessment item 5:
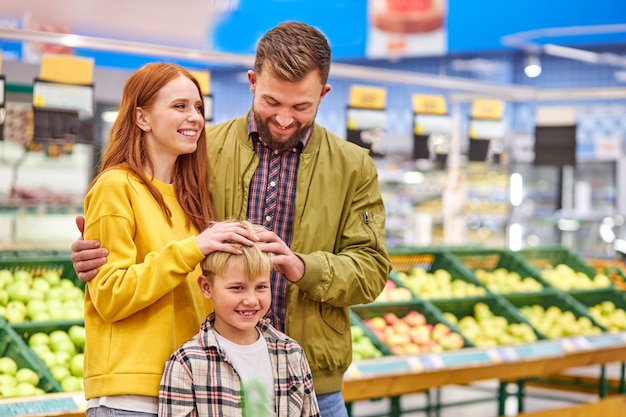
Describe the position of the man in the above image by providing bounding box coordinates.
[72,21,391,417]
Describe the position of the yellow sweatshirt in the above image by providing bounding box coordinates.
[83,169,211,399]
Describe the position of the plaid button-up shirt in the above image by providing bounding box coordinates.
[247,111,311,332]
[158,314,320,417]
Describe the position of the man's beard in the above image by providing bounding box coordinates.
[254,112,310,151]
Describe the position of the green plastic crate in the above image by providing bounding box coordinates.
[387,247,489,300]
[569,288,626,332]
[517,246,614,292]
[430,294,544,346]
[0,251,82,289]
[517,246,597,277]
[14,322,85,393]
[349,310,394,358]
[0,325,63,393]
[446,248,553,293]
[0,252,84,329]
[351,300,472,352]
[502,290,607,338]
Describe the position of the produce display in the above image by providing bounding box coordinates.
[0,269,84,323]
[518,305,603,339]
[361,310,465,355]
[587,301,626,332]
[24,325,85,392]
[539,264,612,290]
[395,267,487,299]
[441,302,538,348]
[0,357,44,398]
[473,268,544,293]
[351,325,385,361]
[373,279,413,303]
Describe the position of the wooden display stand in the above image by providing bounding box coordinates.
[516,394,626,417]
[343,337,626,417]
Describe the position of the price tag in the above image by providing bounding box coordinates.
[471,99,504,120]
[349,85,386,110]
[420,354,445,370]
[406,356,424,372]
[412,94,446,115]
[345,363,362,378]
[560,336,590,352]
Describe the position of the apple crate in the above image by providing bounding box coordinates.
[14,322,85,393]
[569,288,626,332]
[430,294,545,345]
[518,246,614,293]
[518,246,597,277]
[350,300,472,353]
[349,310,394,358]
[446,248,553,293]
[0,251,83,290]
[387,247,489,300]
[502,290,608,338]
[0,324,63,393]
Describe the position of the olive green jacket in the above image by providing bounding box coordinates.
[206,113,391,395]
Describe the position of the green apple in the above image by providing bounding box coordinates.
[70,354,84,377]
[54,351,72,367]
[0,374,16,387]
[37,351,58,368]
[0,384,17,398]
[31,277,51,293]
[15,381,37,397]
[41,271,61,286]
[46,287,65,302]
[29,332,51,348]
[12,270,33,285]
[15,368,39,386]
[26,299,49,319]
[0,289,9,306]
[4,301,27,323]
[5,282,30,303]
[61,375,83,392]
[59,279,77,289]
[63,286,84,302]
[0,270,13,287]
[0,357,18,376]
[49,365,71,382]
[68,326,86,350]
[27,289,46,301]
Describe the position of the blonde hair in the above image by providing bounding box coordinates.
[201,221,272,282]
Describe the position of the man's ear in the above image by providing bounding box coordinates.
[248,70,256,94]
[135,107,151,132]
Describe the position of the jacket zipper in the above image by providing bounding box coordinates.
[363,211,379,249]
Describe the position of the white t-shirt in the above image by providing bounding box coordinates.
[215,330,275,417]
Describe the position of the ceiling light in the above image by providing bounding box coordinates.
[524,54,542,78]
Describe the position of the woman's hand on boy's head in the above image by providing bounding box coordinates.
[196,221,258,256]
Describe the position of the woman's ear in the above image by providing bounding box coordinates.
[135,107,151,132]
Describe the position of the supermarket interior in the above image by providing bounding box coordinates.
[1,0,626,416]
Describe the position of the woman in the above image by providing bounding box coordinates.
[82,62,256,417]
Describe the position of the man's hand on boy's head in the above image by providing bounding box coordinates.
[255,229,305,283]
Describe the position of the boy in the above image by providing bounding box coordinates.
[158,221,320,417]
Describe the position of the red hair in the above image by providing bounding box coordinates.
[89,62,214,230]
